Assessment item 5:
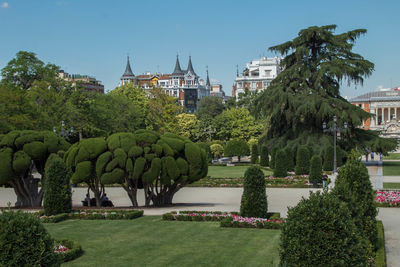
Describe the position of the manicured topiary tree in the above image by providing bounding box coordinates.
[197,142,212,163]
[295,145,310,175]
[260,145,269,167]
[334,150,378,250]
[0,211,60,266]
[240,166,268,218]
[224,139,250,162]
[0,130,70,207]
[210,144,224,159]
[280,191,368,266]
[309,155,322,184]
[273,149,287,177]
[251,143,259,164]
[284,146,295,171]
[43,154,72,215]
[270,147,278,169]
[64,137,108,206]
[323,146,334,171]
[73,130,208,207]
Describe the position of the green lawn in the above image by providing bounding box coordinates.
[208,165,273,178]
[383,153,400,160]
[45,216,281,266]
[383,161,400,176]
[383,182,400,189]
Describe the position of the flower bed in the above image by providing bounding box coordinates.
[162,211,283,229]
[38,210,144,223]
[54,239,83,262]
[376,190,400,207]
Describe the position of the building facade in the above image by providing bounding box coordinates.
[59,70,104,93]
[232,56,281,98]
[119,55,210,113]
[350,87,400,139]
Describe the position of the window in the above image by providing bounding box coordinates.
[237,82,242,88]
[252,82,256,89]
[263,81,270,88]
[174,80,178,86]
[264,70,271,77]
[187,80,192,85]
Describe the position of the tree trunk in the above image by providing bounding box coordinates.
[121,179,138,207]
[11,176,43,207]
[150,185,180,206]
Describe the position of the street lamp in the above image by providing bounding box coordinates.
[204,126,216,142]
[322,115,347,174]
[53,121,74,138]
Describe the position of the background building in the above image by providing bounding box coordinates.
[232,56,281,98]
[119,55,210,113]
[350,87,400,139]
[59,70,104,93]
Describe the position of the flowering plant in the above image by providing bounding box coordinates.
[376,190,400,207]
[54,244,69,254]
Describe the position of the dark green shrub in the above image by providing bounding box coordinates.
[260,145,269,167]
[43,155,72,215]
[0,211,60,266]
[224,139,250,162]
[333,151,378,250]
[220,216,233,227]
[56,239,82,263]
[240,166,268,218]
[273,149,287,177]
[86,213,105,220]
[280,191,368,266]
[270,147,278,169]
[323,146,334,171]
[251,143,259,164]
[162,213,174,220]
[284,147,295,171]
[309,155,322,183]
[295,145,310,175]
[40,213,69,223]
[124,210,143,219]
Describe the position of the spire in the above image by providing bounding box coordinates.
[122,56,135,78]
[186,56,197,76]
[206,66,211,87]
[172,54,184,75]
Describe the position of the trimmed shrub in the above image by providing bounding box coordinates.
[270,147,278,169]
[280,191,368,266]
[295,145,310,175]
[251,143,259,164]
[334,151,378,250]
[0,211,60,266]
[43,155,72,215]
[284,147,295,171]
[273,149,287,177]
[224,139,250,162]
[240,166,268,218]
[56,239,82,263]
[323,145,334,171]
[309,155,322,183]
[260,145,269,167]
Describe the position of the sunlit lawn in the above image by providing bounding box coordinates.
[383,153,400,160]
[45,216,280,266]
[208,165,273,178]
[383,182,400,189]
[383,161,400,176]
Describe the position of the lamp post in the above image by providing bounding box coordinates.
[322,115,347,174]
[204,126,216,142]
[53,121,74,138]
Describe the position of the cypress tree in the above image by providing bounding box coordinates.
[309,155,322,183]
[323,146,334,171]
[274,149,287,177]
[295,146,310,175]
[240,166,268,218]
[284,146,295,171]
[260,145,269,167]
[270,147,279,169]
[251,143,259,164]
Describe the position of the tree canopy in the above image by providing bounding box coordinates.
[254,25,396,153]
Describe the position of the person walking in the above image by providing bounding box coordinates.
[322,172,328,188]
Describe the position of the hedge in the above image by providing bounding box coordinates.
[55,239,83,263]
[38,210,144,223]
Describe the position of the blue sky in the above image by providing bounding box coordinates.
[1,0,399,97]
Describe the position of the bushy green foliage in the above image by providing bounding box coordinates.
[240,166,268,218]
[43,155,72,215]
[95,151,112,178]
[295,146,310,175]
[142,158,161,183]
[323,146,334,171]
[71,161,92,184]
[224,139,250,160]
[0,211,60,266]
[284,147,295,171]
[197,142,212,162]
[128,146,143,157]
[280,191,368,266]
[273,149,287,177]
[270,147,278,169]
[176,157,189,175]
[0,147,15,184]
[12,150,31,175]
[260,145,269,167]
[251,143,258,164]
[309,155,322,183]
[334,151,378,250]
[133,157,146,180]
[210,144,224,159]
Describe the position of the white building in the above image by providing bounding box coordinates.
[232,57,281,98]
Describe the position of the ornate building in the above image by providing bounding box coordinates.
[350,87,400,139]
[119,55,210,113]
[59,70,104,93]
[232,56,281,98]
